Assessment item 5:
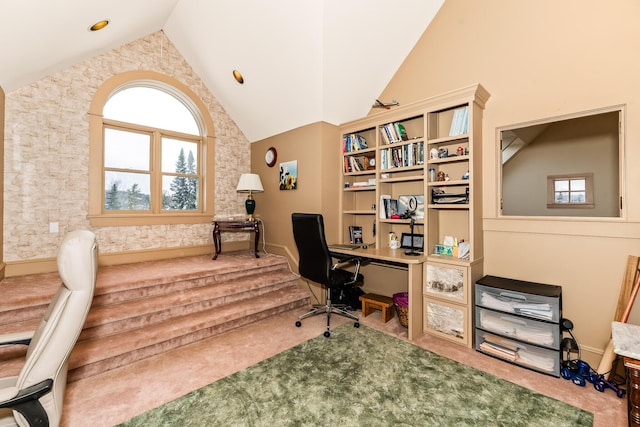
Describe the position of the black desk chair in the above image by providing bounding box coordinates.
[292,213,362,337]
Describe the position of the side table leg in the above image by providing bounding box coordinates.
[254,222,260,258]
[212,223,221,260]
[629,363,640,426]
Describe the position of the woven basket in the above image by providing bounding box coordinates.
[395,305,409,328]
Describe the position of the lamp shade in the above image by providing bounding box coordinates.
[236,174,264,193]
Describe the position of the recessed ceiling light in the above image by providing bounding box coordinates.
[233,70,244,84]
[90,20,110,32]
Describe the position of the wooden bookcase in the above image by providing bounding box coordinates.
[338,84,490,347]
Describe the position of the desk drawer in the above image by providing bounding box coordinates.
[423,297,469,346]
[425,262,468,303]
[475,283,560,323]
[475,330,560,377]
[476,307,559,349]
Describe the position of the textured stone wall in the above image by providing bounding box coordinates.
[4,31,250,261]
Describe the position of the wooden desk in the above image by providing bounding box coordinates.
[212,220,260,260]
[329,246,426,340]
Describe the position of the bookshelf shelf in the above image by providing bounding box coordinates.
[344,172,375,178]
[427,155,469,165]
[427,134,469,145]
[427,180,469,187]
[379,175,423,184]
[344,186,375,192]
[426,204,469,210]
[378,218,425,225]
[343,210,376,215]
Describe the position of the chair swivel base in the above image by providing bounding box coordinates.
[295,303,360,337]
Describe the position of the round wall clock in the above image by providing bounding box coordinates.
[265,147,277,167]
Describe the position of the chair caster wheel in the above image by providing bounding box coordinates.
[324,331,331,338]
[354,322,360,328]
[295,321,302,327]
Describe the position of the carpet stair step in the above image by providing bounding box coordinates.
[79,270,298,340]
[0,253,310,383]
[91,261,289,307]
[68,284,308,382]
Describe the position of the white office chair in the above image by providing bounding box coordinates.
[0,230,98,427]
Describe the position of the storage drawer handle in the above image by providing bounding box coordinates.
[499,291,527,301]
[501,316,527,326]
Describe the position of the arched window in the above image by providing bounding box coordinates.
[89,71,215,226]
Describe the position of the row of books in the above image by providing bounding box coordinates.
[343,134,368,152]
[449,106,469,136]
[343,155,374,173]
[379,142,424,170]
[380,122,408,144]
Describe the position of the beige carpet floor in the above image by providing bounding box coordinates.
[60,307,627,427]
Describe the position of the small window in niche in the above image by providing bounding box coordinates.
[547,173,594,208]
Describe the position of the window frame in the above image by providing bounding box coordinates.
[497,105,624,219]
[103,120,204,213]
[89,70,215,227]
[546,173,594,209]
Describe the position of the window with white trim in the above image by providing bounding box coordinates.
[89,71,215,227]
[547,173,594,209]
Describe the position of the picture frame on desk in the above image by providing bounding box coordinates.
[349,225,363,244]
[400,233,424,251]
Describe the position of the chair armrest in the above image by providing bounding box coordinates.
[0,331,33,347]
[0,378,53,427]
[332,256,362,280]
[332,256,361,270]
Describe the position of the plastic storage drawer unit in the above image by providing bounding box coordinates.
[474,275,562,377]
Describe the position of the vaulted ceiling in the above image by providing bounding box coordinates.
[0,0,444,142]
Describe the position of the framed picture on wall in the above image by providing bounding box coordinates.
[279,160,297,190]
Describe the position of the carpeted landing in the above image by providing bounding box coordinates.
[118,323,593,427]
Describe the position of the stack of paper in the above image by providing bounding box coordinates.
[480,292,553,320]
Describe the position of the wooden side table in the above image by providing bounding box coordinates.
[612,321,640,426]
[626,357,640,426]
[212,220,260,260]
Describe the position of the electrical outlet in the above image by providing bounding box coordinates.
[49,222,59,233]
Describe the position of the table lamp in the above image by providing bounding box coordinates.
[236,173,264,220]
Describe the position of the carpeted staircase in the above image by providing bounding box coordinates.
[0,252,309,382]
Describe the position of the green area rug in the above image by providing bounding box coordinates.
[119,324,593,426]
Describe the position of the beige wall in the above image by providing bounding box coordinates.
[250,122,339,265]
[0,86,4,278]
[3,31,251,273]
[375,0,640,363]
